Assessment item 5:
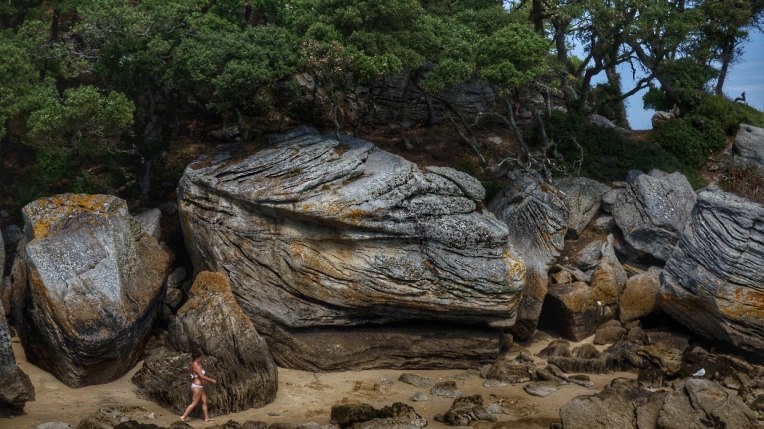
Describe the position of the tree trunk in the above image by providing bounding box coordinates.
[51,8,60,41]
[715,32,736,96]
[531,0,546,34]
[605,66,629,128]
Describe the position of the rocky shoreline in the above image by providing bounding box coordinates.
[4,124,764,428]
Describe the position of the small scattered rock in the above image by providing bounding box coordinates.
[268,412,280,417]
[524,381,560,397]
[380,378,392,386]
[411,392,428,402]
[398,373,434,388]
[430,381,462,398]
[483,380,508,388]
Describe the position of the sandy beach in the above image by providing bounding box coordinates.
[5,333,635,429]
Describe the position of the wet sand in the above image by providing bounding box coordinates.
[6,334,635,429]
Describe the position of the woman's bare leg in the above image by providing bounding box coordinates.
[201,391,214,422]
[180,388,202,421]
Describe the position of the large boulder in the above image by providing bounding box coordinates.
[733,124,764,167]
[555,177,610,239]
[177,127,524,371]
[132,272,278,417]
[10,194,170,387]
[488,171,569,339]
[661,188,764,352]
[0,299,34,417]
[612,170,696,261]
[619,267,661,323]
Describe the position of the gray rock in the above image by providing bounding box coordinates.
[134,208,162,240]
[618,267,661,323]
[332,402,425,429]
[434,395,495,426]
[589,114,618,129]
[488,171,569,339]
[132,272,278,417]
[482,380,508,387]
[11,194,170,388]
[411,392,428,401]
[165,288,182,309]
[483,361,533,384]
[652,110,675,127]
[380,378,392,386]
[2,224,22,245]
[733,124,764,167]
[166,267,186,289]
[524,381,559,397]
[601,189,618,214]
[34,423,76,429]
[594,215,617,232]
[425,166,485,201]
[430,381,462,398]
[555,177,610,238]
[661,188,764,352]
[485,403,507,415]
[613,170,696,261]
[576,240,603,271]
[0,298,34,417]
[178,127,524,371]
[1,276,10,316]
[370,67,496,122]
[77,406,155,429]
[398,373,434,388]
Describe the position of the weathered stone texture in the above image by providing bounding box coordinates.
[10,194,170,387]
[178,127,524,370]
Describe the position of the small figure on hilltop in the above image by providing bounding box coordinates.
[180,348,217,422]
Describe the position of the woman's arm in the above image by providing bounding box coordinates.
[193,363,216,383]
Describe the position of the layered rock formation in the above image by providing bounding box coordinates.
[661,188,764,352]
[554,177,610,239]
[10,194,170,387]
[178,127,524,370]
[0,299,34,417]
[488,172,569,339]
[132,272,278,417]
[612,170,696,261]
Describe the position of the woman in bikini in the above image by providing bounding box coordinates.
[180,349,217,422]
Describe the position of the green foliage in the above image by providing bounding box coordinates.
[591,82,628,127]
[642,85,671,111]
[173,24,299,112]
[26,85,135,152]
[695,95,764,134]
[479,178,503,203]
[0,30,37,139]
[650,115,726,168]
[477,24,548,90]
[541,112,706,188]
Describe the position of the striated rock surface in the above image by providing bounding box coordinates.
[613,170,696,261]
[132,272,278,417]
[0,299,34,417]
[733,124,764,167]
[661,188,764,352]
[555,177,610,239]
[178,127,524,371]
[10,194,170,388]
[488,171,569,339]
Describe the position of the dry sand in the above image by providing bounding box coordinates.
[5,334,635,429]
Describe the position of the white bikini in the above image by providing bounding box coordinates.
[190,369,206,389]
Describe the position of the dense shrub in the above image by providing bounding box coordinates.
[695,96,764,134]
[534,111,706,188]
[650,115,726,168]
